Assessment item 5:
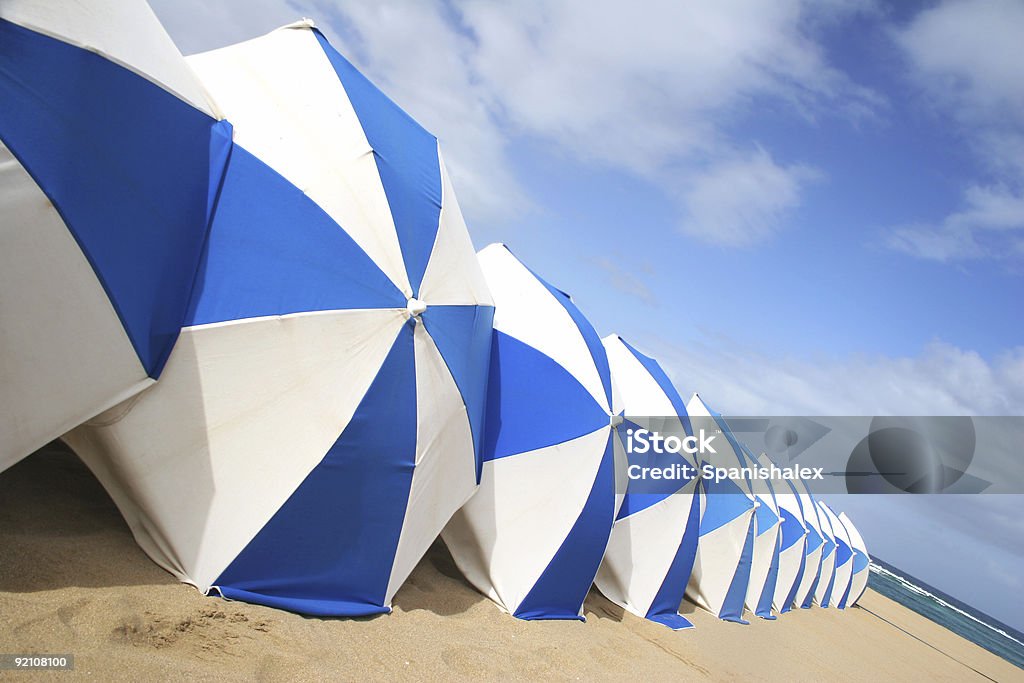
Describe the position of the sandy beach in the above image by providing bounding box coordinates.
[1,444,1018,682]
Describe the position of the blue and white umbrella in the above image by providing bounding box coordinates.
[790,479,823,610]
[65,21,494,617]
[838,511,870,607]
[685,394,757,623]
[764,468,809,614]
[594,335,700,630]
[0,0,230,471]
[741,445,782,620]
[793,478,826,609]
[813,500,839,607]
[443,244,624,621]
[820,502,854,609]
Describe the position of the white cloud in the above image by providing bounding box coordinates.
[589,256,656,306]
[453,0,872,171]
[888,0,1024,263]
[645,336,1024,416]
[887,184,1024,262]
[677,149,820,247]
[895,0,1024,119]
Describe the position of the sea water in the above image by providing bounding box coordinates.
[867,557,1024,671]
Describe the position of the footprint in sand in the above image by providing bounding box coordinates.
[112,608,272,656]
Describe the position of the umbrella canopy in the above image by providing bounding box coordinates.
[838,511,870,607]
[770,473,811,618]
[443,244,623,621]
[64,21,494,617]
[766,470,809,614]
[813,500,839,607]
[594,335,700,630]
[793,478,825,609]
[820,502,854,609]
[0,0,230,472]
[741,445,782,620]
[685,394,757,624]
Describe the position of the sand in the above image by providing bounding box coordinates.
[1,444,1020,682]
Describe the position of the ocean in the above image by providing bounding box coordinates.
[867,557,1024,672]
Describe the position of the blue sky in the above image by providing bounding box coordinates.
[152,0,1024,629]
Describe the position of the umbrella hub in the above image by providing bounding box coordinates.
[609,414,624,428]
[406,297,428,319]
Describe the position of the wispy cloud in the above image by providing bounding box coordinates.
[320,0,878,243]
[895,0,1024,119]
[645,335,1024,416]
[589,256,656,306]
[887,184,1024,262]
[887,0,1024,263]
[676,149,822,247]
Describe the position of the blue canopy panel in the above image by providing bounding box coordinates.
[213,323,417,616]
[842,550,870,609]
[821,534,836,562]
[832,535,853,609]
[753,496,780,537]
[0,17,229,377]
[852,549,870,574]
[837,573,854,609]
[315,31,440,297]
[804,521,824,554]
[513,431,617,621]
[818,523,837,607]
[706,408,754,471]
[422,305,495,483]
[755,537,780,620]
[643,482,701,630]
[782,545,807,614]
[482,331,608,460]
[835,535,853,569]
[779,506,805,552]
[821,562,838,608]
[801,571,820,609]
[185,143,405,326]
[699,476,755,536]
[835,532,851,565]
[719,513,755,624]
[616,417,697,520]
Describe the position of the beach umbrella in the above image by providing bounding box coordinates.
[820,502,854,609]
[741,445,782,620]
[838,511,870,607]
[793,478,826,609]
[64,21,494,617]
[813,500,838,607]
[757,454,808,614]
[685,394,757,623]
[0,0,230,472]
[594,335,701,630]
[442,244,623,621]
